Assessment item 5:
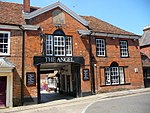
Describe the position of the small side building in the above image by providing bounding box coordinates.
[140,26,150,88]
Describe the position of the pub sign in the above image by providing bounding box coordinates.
[26,72,36,86]
[83,69,90,81]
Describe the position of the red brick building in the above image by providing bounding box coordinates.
[140,26,150,88]
[0,1,144,107]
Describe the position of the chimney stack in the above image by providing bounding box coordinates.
[23,0,30,13]
[143,25,150,33]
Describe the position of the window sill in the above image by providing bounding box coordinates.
[0,54,11,57]
[100,83,131,87]
[96,55,108,58]
[120,56,130,58]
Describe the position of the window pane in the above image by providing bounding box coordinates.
[111,67,119,84]
[96,39,105,56]
[119,67,125,84]
[54,36,65,56]
[46,35,53,56]
[0,32,9,54]
[66,37,72,56]
[105,67,111,85]
[120,41,129,57]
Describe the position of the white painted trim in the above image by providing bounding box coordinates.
[21,25,39,30]
[0,24,39,31]
[78,30,141,39]
[23,2,89,26]
[0,31,11,56]
[0,24,20,30]
[91,32,140,39]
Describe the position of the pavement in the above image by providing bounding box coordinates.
[0,88,150,113]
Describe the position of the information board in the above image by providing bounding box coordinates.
[26,72,36,86]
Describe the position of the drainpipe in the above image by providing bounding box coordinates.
[89,34,96,94]
[20,27,25,106]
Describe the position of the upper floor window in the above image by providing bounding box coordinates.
[120,40,129,57]
[0,31,10,55]
[96,39,106,56]
[46,30,72,56]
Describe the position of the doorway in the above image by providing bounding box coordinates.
[0,76,7,107]
[37,63,81,103]
[143,67,150,88]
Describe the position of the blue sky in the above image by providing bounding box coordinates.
[4,0,150,35]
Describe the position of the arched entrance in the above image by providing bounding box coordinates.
[35,61,82,104]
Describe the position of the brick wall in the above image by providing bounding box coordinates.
[141,46,150,58]
[6,30,22,106]
[91,36,144,92]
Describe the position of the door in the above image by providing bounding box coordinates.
[72,63,81,97]
[0,76,7,106]
[143,67,150,88]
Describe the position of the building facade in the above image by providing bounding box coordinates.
[140,26,150,88]
[0,0,144,107]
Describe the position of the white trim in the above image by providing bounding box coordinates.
[21,25,39,30]
[91,32,140,39]
[78,30,140,39]
[0,25,20,30]
[0,24,39,31]
[78,30,92,35]
[23,2,89,26]
[0,31,11,56]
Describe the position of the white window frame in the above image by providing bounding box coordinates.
[0,31,10,56]
[105,67,125,85]
[45,35,72,56]
[105,67,111,85]
[46,35,53,56]
[110,67,119,85]
[96,39,106,56]
[66,36,72,56]
[54,36,65,56]
[120,40,129,57]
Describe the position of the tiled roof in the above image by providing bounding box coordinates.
[0,2,25,25]
[0,2,38,25]
[140,32,150,46]
[82,16,135,35]
[0,2,135,35]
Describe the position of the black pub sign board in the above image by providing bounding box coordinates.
[33,56,84,65]
[26,72,36,86]
[83,69,90,81]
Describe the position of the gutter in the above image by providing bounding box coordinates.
[78,30,141,39]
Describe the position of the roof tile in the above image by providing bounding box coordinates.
[0,2,135,35]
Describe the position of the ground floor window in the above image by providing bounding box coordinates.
[105,62,125,85]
